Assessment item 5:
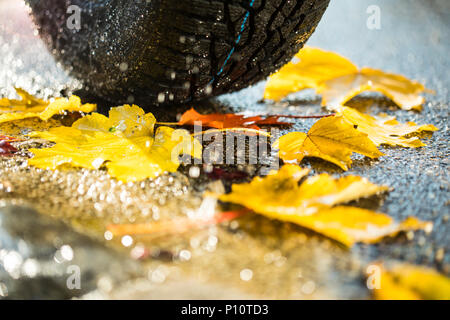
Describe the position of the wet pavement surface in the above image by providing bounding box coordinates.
[0,0,448,299]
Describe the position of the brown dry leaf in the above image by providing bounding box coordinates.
[219,165,430,246]
[264,47,428,111]
[0,88,96,123]
[273,115,383,170]
[371,263,450,300]
[337,106,438,147]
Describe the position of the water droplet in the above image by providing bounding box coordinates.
[240,268,253,281]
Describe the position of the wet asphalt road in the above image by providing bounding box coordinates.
[218,0,450,260]
[0,0,449,299]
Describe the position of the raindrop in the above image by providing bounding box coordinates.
[189,166,200,178]
[121,235,133,247]
[240,269,253,281]
[150,268,166,283]
[60,245,74,261]
[0,283,8,297]
[119,62,128,72]
[104,230,113,241]
[179,250,191,261]
[157,93,165,103]
[301,280,316,295]
[97,276,113,293]
[22,259,40,278]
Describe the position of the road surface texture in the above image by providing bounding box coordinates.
[0,0,448,299]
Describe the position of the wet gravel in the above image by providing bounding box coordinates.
[0,0,448,299]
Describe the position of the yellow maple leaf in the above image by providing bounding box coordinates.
[220,164,311,215]
[0,88,96,123]
[273,115,383,170]
[264,47,428,111]
[372,263,450,300]
[337,106,438,147]
[28,105,202,182]
[264,47,358,101]
[219,165,430,246]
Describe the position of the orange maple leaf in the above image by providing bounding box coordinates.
[177,108,292,130]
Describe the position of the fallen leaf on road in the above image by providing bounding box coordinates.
[176,108,292,130]
[320,68,428,111]
[219,165,431,246]
[0,88,96,123]
[274,115,383,170]
[264,47,428,110]
[0,137,17,156]
[338,106,438,147]
[371,263,450,300]
[107,209,248,236]
[0,88,47,111]
[280,207,431,247]
[28,105,202,182]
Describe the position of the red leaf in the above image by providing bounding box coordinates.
[107,209,249,236]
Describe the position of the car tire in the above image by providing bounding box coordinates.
[27,0,330,106]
